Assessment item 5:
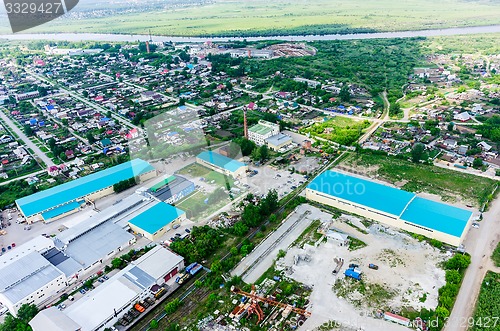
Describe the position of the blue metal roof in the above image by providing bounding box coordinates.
[17,159,155,217]
[400,197,472,237]
[197,151,246,173]
[128,202,185,234]
[309,170,472,238]
[41,200,84,221]
[308,170,415,216]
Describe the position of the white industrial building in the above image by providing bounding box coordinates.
[248,120,280,146]
[0,237,68,316]
[30,246,184,331]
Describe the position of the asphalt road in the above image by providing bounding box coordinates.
[0,109,54,167]
[445,194,500,331]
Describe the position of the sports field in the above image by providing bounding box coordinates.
[2,0,500,36]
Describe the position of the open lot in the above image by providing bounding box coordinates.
[273,205,449,331]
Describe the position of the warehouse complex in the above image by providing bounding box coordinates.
[30,246,184,331]
[16,159,157,223]
[196,150,248,178]
[306,170,473,246]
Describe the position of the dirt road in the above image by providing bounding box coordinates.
[445,195,500,331]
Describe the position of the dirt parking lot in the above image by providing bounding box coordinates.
[274,205,449,331]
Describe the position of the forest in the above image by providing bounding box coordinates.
[248,38,424,103]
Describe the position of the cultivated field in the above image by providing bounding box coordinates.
[4,0,500,36]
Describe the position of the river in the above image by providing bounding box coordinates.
[1,25,500,43]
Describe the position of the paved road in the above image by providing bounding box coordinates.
[231,207,313,283]
[27,70,141,132]
[445,194,500,331]
[0,109,54,167]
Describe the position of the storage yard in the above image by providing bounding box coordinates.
[274,204,449,331]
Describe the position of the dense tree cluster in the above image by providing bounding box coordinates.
[0,304,38,331]
[478,115,500,142]
[170,225,226,264]
[112,177,136,193]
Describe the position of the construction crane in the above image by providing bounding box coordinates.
[231,286,312,318]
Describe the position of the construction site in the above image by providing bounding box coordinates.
[272,204,450,331]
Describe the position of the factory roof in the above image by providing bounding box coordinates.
[0,252,64,304]
[308,170,415,216]
[41,200,84,221]
[133,246,183,280]
[58,221,134,268]
[400,197,472,237]
[309,170,472,238]
[265,133,293,146]
[29,307,81,331]
[16,159,155,218]
[248,123,274,136]
[64,266,153,331]
[128,202,185,235]
[197,150,246,173]
[150,175,194,202]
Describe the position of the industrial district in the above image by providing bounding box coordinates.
[0,32,499,331]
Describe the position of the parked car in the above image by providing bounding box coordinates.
[472,223,480,229]
[79,289,86,295]
[102,275,109,280]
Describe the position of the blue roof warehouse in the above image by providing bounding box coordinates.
[16,159,157,223]
[306,170,473,246]
[196,150,248,179]
[128,202,186,240]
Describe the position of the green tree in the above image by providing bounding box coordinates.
[17,304,38,323]
[23,124,33,137]
[411,143,425,163]
[339,84,351,102]
[233,221,249,236]
[149,319,159,329]
[211,259,222,274]
[259,145,269,162]
[445,270,462,285]
[472,157,483,169]
[165,298,181,314]
[111,258,124,269]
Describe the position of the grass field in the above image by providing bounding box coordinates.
[301,117,371,146]
[340,152,498,207]
[470,271,500,331]
[3,0,500,36]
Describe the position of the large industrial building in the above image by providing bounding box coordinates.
[16,159,157,223]
[29,246,184,331]
[0,237,68,316]
[149,175,195,204]
[196,150,248,179]
[306,170,473,246]
[248,120,280,146]
[128,202,186,241]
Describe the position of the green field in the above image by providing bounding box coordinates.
[5,0,500,36]
[470,271,500,331]
[340,152,498,207]
[301,117,371,146]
